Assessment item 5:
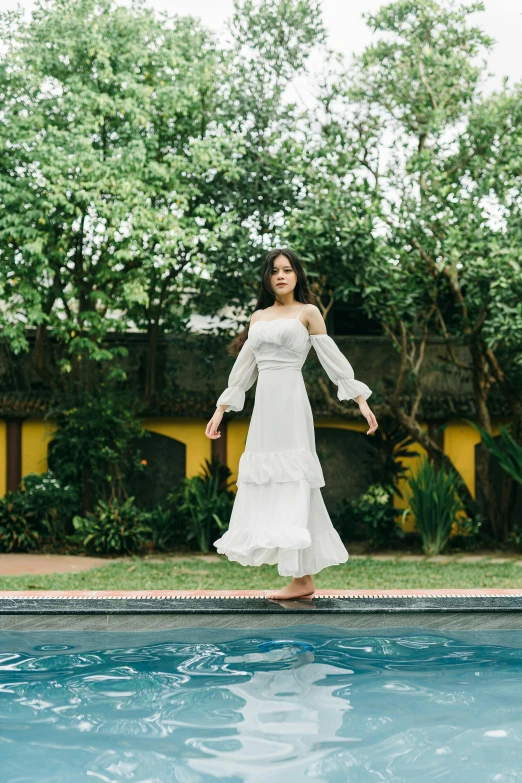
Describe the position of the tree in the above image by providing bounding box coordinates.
[0,0,233,394]
[330,0,522,538]
[194,0,328,325]
[0,0,329,398]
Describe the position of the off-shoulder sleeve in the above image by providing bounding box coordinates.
[216,337,258,412]
[310,334,372,402]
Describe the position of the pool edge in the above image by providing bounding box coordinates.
[2,590,522,630]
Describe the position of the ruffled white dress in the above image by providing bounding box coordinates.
[213,305,373,577]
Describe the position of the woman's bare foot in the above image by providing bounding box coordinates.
[265,575,315,600]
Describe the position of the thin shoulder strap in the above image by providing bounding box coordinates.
[295,303,308,320]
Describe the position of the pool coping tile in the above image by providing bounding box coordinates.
[2,589,522,617]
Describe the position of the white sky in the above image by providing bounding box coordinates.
[1,0,520,93]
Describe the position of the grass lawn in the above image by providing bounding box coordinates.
[1,556,522,591]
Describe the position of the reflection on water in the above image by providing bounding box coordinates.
[1,628,522,782]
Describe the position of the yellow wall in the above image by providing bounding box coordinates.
[0,415,511,538]
[444,419,508,498]
[444,420,480,498]
[21,419,57,479]
[225,419,251,484]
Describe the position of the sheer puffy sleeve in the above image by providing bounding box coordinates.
[216,337,258,412]
[310,334,372,402]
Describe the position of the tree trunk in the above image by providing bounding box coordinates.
[500,411,522,539]
[467,339,504,539]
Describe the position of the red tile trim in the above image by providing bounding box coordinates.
[1,589,522,599]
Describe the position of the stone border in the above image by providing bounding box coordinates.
[2,589,522,617]
[3,590,522,631]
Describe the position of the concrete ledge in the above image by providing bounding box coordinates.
[1,589,522,633]
[2,590,522,630]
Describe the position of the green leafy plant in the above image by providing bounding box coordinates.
[452,512,484,551]
[21,471,80,546]
[172,457,236,554]
[359,483,406,550]
[71,496,153,556]
[332,483,405,549]
[47,389,148,518]
[146,504,186,553]
[507,525,522,551]
[0,492,41,553]
[402,456,469,556]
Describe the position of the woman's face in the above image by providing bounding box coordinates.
[270,255,297,297]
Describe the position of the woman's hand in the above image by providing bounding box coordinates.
[358,399,378,435]
[205,408,224,439]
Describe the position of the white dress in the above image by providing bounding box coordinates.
[213,304,373,578]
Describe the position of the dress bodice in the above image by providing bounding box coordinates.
[215,315,372,413]
[248,318,311,372]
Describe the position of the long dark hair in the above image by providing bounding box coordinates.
[227,247,318,357]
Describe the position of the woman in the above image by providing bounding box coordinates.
[205,248,378,600]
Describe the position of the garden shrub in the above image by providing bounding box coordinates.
[71,496,154,556]
[146,504,187,553]
[450,512,484,551]
[402,456,468,556]
[0,492,41,553]
[46,388,148,519]
[21,471,81,546]
[171,457,236,554]
[363,416,420,500]
[332,483,405,549]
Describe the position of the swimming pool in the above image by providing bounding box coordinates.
[1,624,522,782]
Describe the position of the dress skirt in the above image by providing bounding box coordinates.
[213,361,349,577]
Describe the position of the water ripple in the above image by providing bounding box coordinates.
[1,629,522,782]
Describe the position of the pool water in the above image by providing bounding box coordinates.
[1,625,522,782]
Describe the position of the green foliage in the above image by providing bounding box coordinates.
[0,0,234,397]
[171,457,236,554]
[71,496,153,555]
[465,420,522,487]
[333,483,405,549]
[355,0,493,134]
[47,389,147,515]
[0,0,327,397]
[0,0,520,546]
[146,504,186,553]
[21,471,80,545]
[403,456,468,556]
[202,0,328,318]
[451,512,484,552]
[327,0,522,539]
[0,471,79,552]
[507,525,522,552]
[0,493,41,553]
